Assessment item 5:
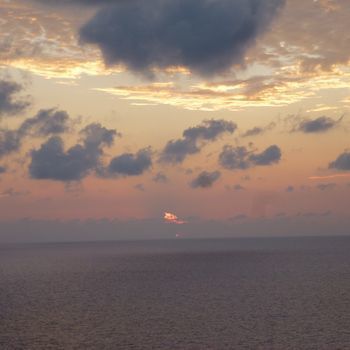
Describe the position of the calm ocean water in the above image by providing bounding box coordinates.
[1,236,350,349]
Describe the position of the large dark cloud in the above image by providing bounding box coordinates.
[296,116,341,133]
[29,137,95,181]
[29,123,118,181]
[329,151,350,171]
[108,148,152,176]
[219,144,281,170]
[0,80,30,116]
[160,119,236,164]
[190,171,221,189]
[80,0,284,77]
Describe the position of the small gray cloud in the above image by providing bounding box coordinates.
[242,121,276,138]
[160,119,236,164]
[233,184,245,191]
[286,185,294,193]
[183,119,237,141]
[219,146,251,170]
[0,80,30,116]
[219,144,282,170]
[242,127,264,137]
[316,183,336,191]
[329,151,350,171]
[134,183,145,192]
[249,145,281,166]
[80,123,119,149]
[18,109,70,137]
[0,188,30,197]
[296,116,342,133]
[29,124,118,181]
[230,214,247,221]
[0,129,21,158]
[153,172,168,183]
[160,138,198,164]
[79,0,284,77]
[190,170,221,189]
[0,165,6,174]
[108,148,152,176]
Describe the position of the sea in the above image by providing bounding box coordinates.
[1,236,350,349]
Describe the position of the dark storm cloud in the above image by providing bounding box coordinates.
[0,80,30,116]
[108,148,152,176]
[29,123,118,181]
[79,0,284,77]
[190,171,221,189]
[329,151,350,171]
[18,109,69,136]
[219,144,282,170]
[296,116,342,133]
[160,119,236,164]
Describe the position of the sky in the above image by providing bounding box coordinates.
[1,0,350,242]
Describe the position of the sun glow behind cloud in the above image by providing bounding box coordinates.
[164,212,187,225]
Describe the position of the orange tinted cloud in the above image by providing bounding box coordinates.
[164,212,187,225]
[308,174,350,180]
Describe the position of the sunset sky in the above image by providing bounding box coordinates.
[1,0,350,241]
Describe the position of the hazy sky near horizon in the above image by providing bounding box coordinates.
[1,0,350,241]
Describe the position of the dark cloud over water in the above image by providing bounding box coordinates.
[108,148,152,176]
[296,116,342,133]
[190,171,221,189]
[160,119,236,164]
[219,144,281,170]
[80,0,285,77]
[29,123,118,181]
